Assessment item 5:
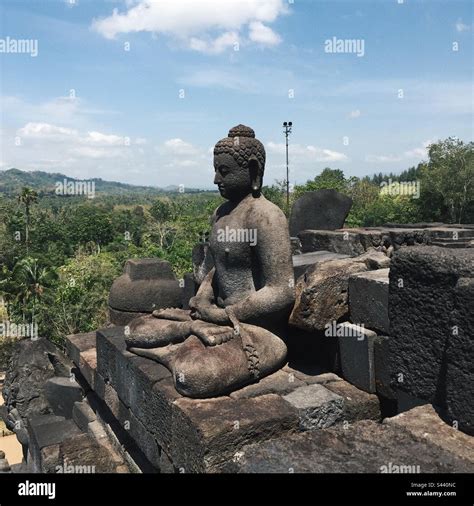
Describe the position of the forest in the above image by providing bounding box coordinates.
[0,137,472,364]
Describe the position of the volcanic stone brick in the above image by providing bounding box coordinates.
[349,269,389,333]
[65,332,96,366]
[389,246,474,435]
[283,384,344,430]
[289,190,352,236]
[325,380,380,422]
[292,251,350,279]
[72,401,96,432]
[373,336,397,400]
[224,419,474,473]
[96,327,135,406]
[76,347,97,390]
[58,432,123,473]
[229,369,305,399]
[289,258,368,331]
[298,230,366,256]
[383,405,474,464]
[446,276,474,435]
[283,365,342,385]
[27,414,82,472]
[171,394,299,472]
[44,377,84,419]
[109,396,161,468]
[338,323,377,393]
[39,444,61,473]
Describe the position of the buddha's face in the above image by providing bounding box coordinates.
[213,152,252,201]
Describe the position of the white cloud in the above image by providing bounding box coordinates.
[455,18,471,32]
[163,138,200,155]
[348,109,361,119]
[266,141,348,162]
[366,140,433,164]
[248,21,281,45]
[365,154,402,163]
[91,0,288,53]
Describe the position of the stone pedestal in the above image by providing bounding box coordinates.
[65,328,384,473]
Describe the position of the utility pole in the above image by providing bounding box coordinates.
[282,121,293,213]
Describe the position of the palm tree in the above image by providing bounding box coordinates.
[1,257,56,322]
[17,187,38,254]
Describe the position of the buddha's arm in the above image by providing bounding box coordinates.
[228,208,295,323]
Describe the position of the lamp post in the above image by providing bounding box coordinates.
[282,121,293,213]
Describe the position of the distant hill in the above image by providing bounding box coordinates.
[0,168,209,197]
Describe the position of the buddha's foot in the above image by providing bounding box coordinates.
[171,323,287,398]
[152,308,192,321]
[126,314,191,348]
[190,320,235,346]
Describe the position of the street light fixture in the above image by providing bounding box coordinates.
[283,121,293,213]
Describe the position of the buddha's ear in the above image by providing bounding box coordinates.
[248,156,261,192]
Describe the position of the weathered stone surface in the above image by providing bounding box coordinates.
[44,377,83,419]
[389,246,474,434]
[289,190,352,236]
[108,258,182,313]
[325,380,380,422]
[352,249,391,270]
[171,394,299,472]
[108,307,148,326]
[299,230,366,256]
[225,419,474,473]
[39,444,60,473]
[289,258,368,331]
[77,347,97,390]
[349,268,389,333]
[27,414,82,472]
[283,384,343,430]
[283,365,342,385]
[299,228,430,256]
[72,401,96,432]
[338,323,377,393]
[65,332,96,366]
[230,369,304,399]
[159,450,175,473]
[96,327,137,406]
[373,336,397,400]
[2,338,71,436]
[384,405,474,464]
[59,432,123,473]
[292,251,350,279]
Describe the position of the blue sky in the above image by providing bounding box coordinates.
[0,0,472,188]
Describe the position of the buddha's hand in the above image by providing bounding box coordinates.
[190,320,235,347]
[153,308,192,321]
[189,297,228,325]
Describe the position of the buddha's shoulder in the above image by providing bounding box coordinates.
[248,195,287,222]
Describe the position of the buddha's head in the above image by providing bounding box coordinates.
[213,125,266,201]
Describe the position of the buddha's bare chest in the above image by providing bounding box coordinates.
[209,211,255,269]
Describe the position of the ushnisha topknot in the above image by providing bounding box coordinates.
[214,124,265,172]
[228,124,255,138]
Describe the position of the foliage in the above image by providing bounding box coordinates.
[0,137,470,350]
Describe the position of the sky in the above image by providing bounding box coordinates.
[0,0,472,189]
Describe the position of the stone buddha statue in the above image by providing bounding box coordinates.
[126,125,295,397]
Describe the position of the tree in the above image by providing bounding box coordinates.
[17,187,38,254]
[419,138,474,223]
